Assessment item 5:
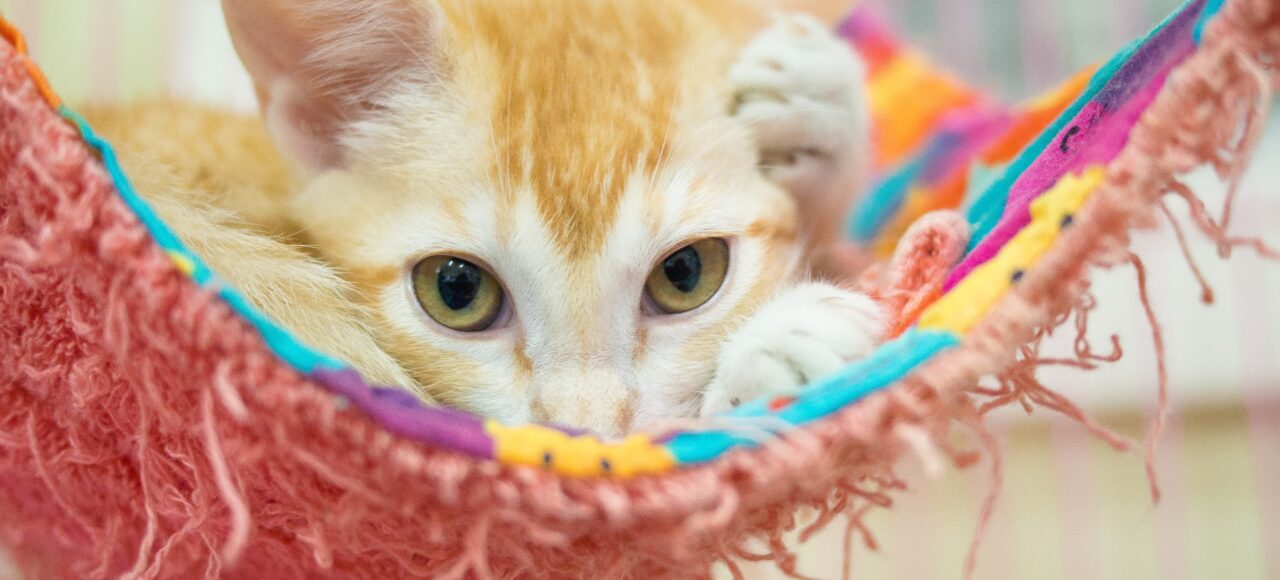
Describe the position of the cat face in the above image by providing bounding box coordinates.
[223,0,812,435]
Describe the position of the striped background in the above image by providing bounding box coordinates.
[1,1,1276,578]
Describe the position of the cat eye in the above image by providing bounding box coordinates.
[646,238,730,314]
[412,255,505,332]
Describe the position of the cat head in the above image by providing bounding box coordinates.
[222,0,843,435]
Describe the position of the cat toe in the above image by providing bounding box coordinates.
[730,13,869,196]
[701,350,809,416]
[730,14,865,111]
[700,284,885,417]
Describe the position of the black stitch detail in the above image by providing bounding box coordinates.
[1011,270,1026,283]
[1061,214,1075,228]
[1059,126,1081,153]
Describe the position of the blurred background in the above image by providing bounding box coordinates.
[0,0,1276,578]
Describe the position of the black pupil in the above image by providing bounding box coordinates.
[663,246,702,293]
[437,258,483,310]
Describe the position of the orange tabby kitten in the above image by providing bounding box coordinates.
[103,0,882,437]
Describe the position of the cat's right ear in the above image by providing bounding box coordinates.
[221,0,446,172]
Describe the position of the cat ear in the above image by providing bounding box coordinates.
[221,0,445,171]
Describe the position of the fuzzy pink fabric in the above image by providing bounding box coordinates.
[1,1,1277,578]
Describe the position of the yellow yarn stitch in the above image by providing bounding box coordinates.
[918,166,1105,335]
[487,422,675,477]
[167,250,197,276]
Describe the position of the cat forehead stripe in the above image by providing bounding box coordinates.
[446,1,703,260]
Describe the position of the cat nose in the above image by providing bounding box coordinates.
[531,367,638,437]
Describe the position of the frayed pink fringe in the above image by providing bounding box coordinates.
[2,0,1278,577]
[904,0,1280,574]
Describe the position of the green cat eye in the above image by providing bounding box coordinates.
[413,255,504,332]
[646,238,729,314]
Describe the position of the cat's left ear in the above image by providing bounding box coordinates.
[221,0,446,171]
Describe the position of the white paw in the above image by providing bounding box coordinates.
[700,283,884,417]
[731,13,871,254]
[731,14,868,174]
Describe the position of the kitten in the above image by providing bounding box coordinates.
[114,0,883,436]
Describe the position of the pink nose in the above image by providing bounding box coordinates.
[531,368,637,437]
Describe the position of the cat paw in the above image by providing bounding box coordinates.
[730,13,869,183]
[700,283,884,417]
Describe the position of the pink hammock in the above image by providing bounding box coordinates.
[1,0,1277,577]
